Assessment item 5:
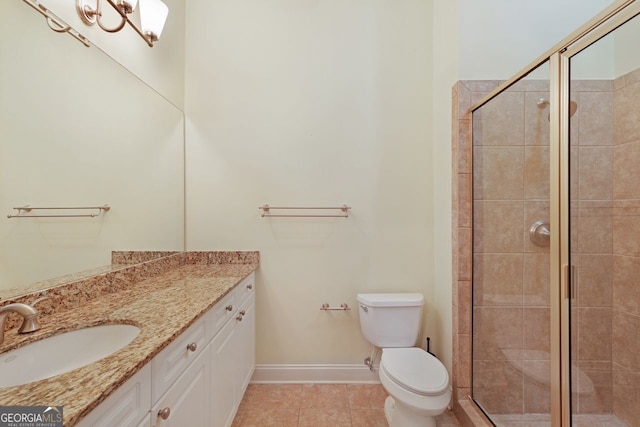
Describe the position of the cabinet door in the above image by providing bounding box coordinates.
[210,316,239,427]
[236,293,255,396]
[76,365,151,427]
[152,346,210,427]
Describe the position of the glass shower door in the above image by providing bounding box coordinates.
[471,61,553,425]
[566,9,640,426]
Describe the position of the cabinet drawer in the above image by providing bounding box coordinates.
[151,347,210,427]
[76,365,151,427]
[152,315,207,402]
[234,273,255,307]
[207,289,237,340]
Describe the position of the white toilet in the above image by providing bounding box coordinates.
[357,293,451,427]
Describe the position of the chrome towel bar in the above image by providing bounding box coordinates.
[259,204,351,218]
[7,205,110,218]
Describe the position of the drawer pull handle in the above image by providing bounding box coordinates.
[239,310,246,316]
[226,305,233,311]
[247,284,253,290]
[187,342,197,352]
[158,407,171,420]
[236,314,244,321]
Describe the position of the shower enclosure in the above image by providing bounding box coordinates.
[453,0,640,425]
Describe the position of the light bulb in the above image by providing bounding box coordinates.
[139,0,169,41]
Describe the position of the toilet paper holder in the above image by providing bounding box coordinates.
[320,303,351,311]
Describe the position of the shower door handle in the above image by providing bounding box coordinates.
[563,264,576,299]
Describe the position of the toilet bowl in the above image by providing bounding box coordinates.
[379,348,451,427]
[357,293,451,427]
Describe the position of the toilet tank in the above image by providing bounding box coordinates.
[356,293,424,348]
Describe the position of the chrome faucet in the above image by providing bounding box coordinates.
[0,303,42,345]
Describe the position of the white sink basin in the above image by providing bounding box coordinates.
[0,324,140,388]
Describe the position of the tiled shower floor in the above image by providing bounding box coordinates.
[232,383,461,426]
[492,413,629,426]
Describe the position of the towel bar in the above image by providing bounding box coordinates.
[259,204,351,218]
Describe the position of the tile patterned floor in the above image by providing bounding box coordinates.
[232,383,460,427]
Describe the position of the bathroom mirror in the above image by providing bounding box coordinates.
[0,1,185,298]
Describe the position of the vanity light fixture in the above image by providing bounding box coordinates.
[76,0,169,47]
[22,0,90,47]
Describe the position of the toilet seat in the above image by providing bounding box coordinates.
[381,348,449,396]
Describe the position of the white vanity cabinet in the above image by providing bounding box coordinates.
[211,273,256,427]
[77,272,256,427]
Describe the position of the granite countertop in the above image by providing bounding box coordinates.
[0,258,258,426]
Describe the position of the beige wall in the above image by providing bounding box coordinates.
[459,0,614,80]
[614,13,640,78]
[432,0,460,372]
[184,0,436,365]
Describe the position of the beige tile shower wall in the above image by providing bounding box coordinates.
[452,81,474,415]
[612,67,640,425]
[452,79,616,421]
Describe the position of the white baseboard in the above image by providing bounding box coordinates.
[250,364,381,384]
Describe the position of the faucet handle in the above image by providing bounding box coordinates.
[30,296,51,307]
[18,313,41,334]
[30,296,53,316]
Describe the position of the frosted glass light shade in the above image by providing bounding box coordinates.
[139,0,169,40]
[117,0,138,13]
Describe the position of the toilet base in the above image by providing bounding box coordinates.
[384,396,437,427]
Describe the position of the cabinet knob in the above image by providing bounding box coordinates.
[226,305,233,311]
[239,310,246,316]
[236,314,244,321]
[158,407,171,420]
[246,284,253,290]
[187,342,197,352]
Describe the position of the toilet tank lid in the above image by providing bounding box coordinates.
[356,293,424,307]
